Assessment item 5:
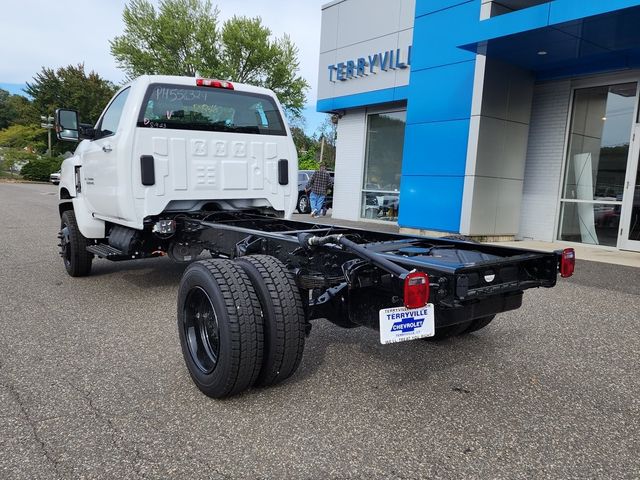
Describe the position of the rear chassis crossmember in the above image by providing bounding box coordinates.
[92,211,562,330]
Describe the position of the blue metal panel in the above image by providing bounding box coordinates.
[460,6,640,80]
[316,86,409,113]
[398,175,464,232]
[398,0,481,233]
[406,61,476,125]
[476,3,551,40]
[411,2,479,71]
[402,120,470,177]
[549,0,640,25]
[415,0,473,19]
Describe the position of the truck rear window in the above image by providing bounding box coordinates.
[137,83,287,136]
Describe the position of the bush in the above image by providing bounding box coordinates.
[20,157,63,181]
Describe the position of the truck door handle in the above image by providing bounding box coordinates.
[102,144,113,153]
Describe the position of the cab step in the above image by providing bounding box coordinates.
[86,244,132,261]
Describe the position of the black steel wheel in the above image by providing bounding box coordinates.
[177,259,264,398]
[236,255,306,388]
[59,210,92,277]
[297,194,310,214]
[183,287,221,374]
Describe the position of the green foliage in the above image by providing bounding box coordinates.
[0,125,46,151]
[290,126,315,156]
[20,157,63,182]
[111,0,221,78]
[298,144,319,171]
[0,89,16,130]
[25,64,117,126]
[0,89,34,128]
[110,0,309,116]
[0,148,39,173]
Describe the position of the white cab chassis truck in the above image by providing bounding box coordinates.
[56,75,575,398]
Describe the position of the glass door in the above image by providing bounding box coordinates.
[558,82,638,247]
[619,123,640,251]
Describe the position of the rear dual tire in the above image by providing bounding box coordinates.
[178,260,264,398]
[177,256,306,398]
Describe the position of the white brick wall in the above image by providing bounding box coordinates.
[518,80,572,241]
[332,109,367,220]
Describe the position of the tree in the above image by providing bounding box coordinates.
[0,125,46,151]
[110,0,309,116]
[0,89,16,130]
[315,116,337,169]
[5,94,34,126]
[25,64,118,126]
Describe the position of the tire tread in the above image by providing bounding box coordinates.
[61,210,92,277]
[236,255,306,387]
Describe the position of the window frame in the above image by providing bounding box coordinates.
[94,87,131,140]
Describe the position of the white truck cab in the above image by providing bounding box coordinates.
[55,75,299,276]
[57,75,297,239]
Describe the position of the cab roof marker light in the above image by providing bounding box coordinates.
[196,78,234,90]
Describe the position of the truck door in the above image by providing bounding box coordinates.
[131,81,295,221]
[82,88,131,219]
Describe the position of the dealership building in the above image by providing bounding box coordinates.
[317,0,640,252]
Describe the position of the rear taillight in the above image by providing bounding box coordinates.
[560,248,575,278]
[196,78,234,90]
[404,272,430,309]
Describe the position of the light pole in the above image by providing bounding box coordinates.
[40,115,54,157]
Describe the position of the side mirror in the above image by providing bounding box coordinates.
[55,109,79,142]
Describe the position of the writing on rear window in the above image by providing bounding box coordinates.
[137,83,287,136]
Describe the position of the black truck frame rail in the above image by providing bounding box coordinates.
[183,211,562,329]
[88,210,564,330]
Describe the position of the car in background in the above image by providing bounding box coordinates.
[50,170,61,185]
[297,170,334,214]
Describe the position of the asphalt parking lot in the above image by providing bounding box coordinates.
[0,182,639,479]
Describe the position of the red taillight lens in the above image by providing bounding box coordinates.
[404,272,430,309]
[196,78,234,90]
[560,248,575,278]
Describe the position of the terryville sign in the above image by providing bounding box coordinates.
[327,45,412,82]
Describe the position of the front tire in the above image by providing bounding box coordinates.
[59,210,93,277]
[177,260,264,398]
[236,255,306,388]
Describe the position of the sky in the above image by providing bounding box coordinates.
[0,0,328,134]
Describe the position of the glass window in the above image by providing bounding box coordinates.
[138,84,286,136]
[360,111,405,222]
[629,162,640,242]
[559,82,636,246]
[563,83,636,202]
[99,88,130,137]
[559,202,621,247]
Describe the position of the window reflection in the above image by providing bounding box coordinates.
[560,82,636,246]
[563,83,636,202]
[361,111,405,222]
[559,202,621,247]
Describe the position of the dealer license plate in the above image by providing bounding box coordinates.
[379,304,435,344]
